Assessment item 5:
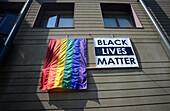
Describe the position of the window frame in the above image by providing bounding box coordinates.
[101,3,143,29]
[34,3,75,29]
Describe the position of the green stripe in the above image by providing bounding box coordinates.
[62,39,74,89]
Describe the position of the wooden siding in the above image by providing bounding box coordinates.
[144,0,170,40]
[0,0,170,110]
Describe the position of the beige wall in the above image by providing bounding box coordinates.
[0,0,170,110]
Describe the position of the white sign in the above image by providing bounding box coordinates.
[94,38,139,68]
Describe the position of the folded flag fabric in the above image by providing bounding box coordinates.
[39,38,87,90]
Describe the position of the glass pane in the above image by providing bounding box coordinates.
[2,37,6,41]
[58,16,73,27]
[46,15,57,27]
[118,17,133,27]
[103,18,117,27]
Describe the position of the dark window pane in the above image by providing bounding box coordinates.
[2,37,6,41]
[46,15,57,27]
[0,14,17,34]
[0,17,2,21]
[58,16,73,27]
[118,17,133,27]
[103,18,117,27]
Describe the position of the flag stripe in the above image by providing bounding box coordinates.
[62,39,74,89]
[54,39,68,88]
[70,39,80,89]
[39,39,56,90]
[79,39,87,89]
[47,39,62,89]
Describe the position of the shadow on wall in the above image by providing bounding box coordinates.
[47,76,100,111]
[44,40,142,111]
[131,40,142,69]
[0,1,99,110]
[0,20,143,111]
[41,37,100,111]
[0,7,50,110]
[145,0,170,39]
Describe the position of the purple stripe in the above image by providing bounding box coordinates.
[79,39,87,89]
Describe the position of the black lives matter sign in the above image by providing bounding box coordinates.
[94,38,139,68]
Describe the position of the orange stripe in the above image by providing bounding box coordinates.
[47,39,62,90]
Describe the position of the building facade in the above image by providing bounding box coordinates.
[0,0,170,110]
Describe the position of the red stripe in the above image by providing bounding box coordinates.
[39,39,56,90]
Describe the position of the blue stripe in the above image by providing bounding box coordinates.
[70,39,80,89]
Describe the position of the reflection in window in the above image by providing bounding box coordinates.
[103,18,117,27]
[58,15,73,27]
[103,14,134,28]
[46,14,73,28]
[47,15,57,27]
[118,17,133,27]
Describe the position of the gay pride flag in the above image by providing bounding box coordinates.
[39,38,87,90]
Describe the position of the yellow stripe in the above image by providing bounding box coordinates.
[54,39,68,88]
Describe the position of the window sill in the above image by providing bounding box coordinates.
[104,27,144,29]
[33,27,75,29]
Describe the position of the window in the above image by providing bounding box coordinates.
[34,3,74,28]
[101,3,142,28]
[0,2,24,37]
[0,2,24,52]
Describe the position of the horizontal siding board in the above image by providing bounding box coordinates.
[19,24,155,28]
[13,38,161,45]
[0,68,170,78]
[16,29,157,33]
[20,20,154,26]
[0,89,167,102]
[72,105,170,111]
[17,28,157,33]
[15,35,158,40]
[164,88,170,94]
[0,81,168,93]
[21,19,121,23]
[16,31,158,36]
[1,63,170,72]
[24,14,149,17]
[1,73,170,86]
[88,62,170,68]
[23,15,151,20]
[0,95,170,110]
[15,35,159,39]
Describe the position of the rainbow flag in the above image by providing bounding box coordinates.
[39,38,87,90]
